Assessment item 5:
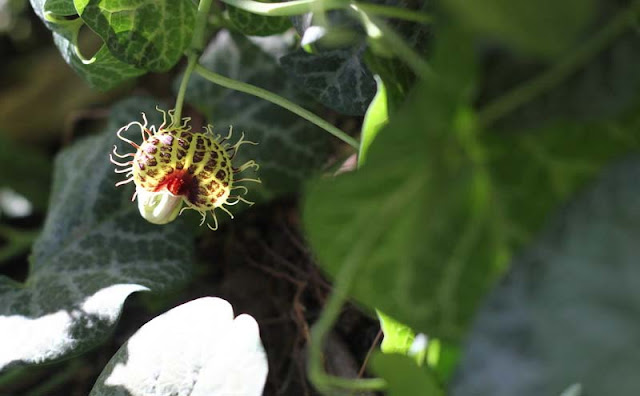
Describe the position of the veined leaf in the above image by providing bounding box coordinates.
[280,45,377,115]
[74,0,196,71]
[30,0,144,90]
[0,98,194,372]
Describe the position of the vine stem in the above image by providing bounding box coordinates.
[350,4,433,80]
[193,64,360,150]
[174,0,213,121]
[477,0,640,129]
[173,54,197,122]
[308,226,388,393]
[219,0,431,23]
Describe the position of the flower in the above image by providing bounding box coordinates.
[110,108,260,229]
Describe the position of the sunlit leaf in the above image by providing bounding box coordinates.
[377,310,416,356]
[359,75,389,166]
[90,297,268,396]
[29,0,144,90]
[74,0,196,71]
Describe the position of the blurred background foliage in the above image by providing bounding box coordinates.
[2,0,640,394]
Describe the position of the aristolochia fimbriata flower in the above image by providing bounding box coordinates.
[109,108,260,230]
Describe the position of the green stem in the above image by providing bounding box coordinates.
[174,54,198,122]
[351,5,433,80]
[308,238,388,393]
[191,0,214,51]
[477,0,640,128]
[175,0,214,121]
[194,64,360,150]
[219,0,431,23]
[221,0,344,16]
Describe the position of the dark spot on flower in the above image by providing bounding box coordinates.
[180,132,193,142]
[193,151,205,163]
[178,138,189,149]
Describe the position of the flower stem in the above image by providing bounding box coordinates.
[174,54,197,122]
[219,0,431,23]
[359,9,433,80]
[221,0,344,15]
[193,64,360,150]
[175,0,214,121]
[191,0,214,51]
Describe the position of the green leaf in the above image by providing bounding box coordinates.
[442,0,595,58]
[484,32,640,130]
[227,0,292,37]
[359,75,389,167]
[183,31,332,200]
[29,0,145,90]
[303,21,640,345]
[377,310,416,356]
[487,115,640,244]
[0,134,51,211]
[90,297,268,396]
[0,97,194,372]
[451,158,640,396]
[280,45,377,115]
[303,81,502,340]
[73,0,195,71]
[303,26,491,341]
[44,0,77,15]
[371,353,443,396]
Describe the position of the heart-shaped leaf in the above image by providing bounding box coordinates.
[90,297,268,396]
